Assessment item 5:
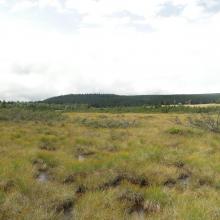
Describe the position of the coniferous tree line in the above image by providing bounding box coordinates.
[1,100,220,114]
[43,93,220,107]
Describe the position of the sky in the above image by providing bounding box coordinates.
[0,0,220,101]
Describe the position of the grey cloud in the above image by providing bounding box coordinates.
[199,0,220,13]
[12,64,33,75]
[0,84,54,101]
[12,64,48,75]
[0,69,152,101]
[158,2,185,17]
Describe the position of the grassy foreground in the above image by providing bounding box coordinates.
[1,111,220,220]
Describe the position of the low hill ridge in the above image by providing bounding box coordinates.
[43,93,220,107]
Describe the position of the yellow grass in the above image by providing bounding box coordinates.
[0,112,220,219]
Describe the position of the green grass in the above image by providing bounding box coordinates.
[1,110,220,219]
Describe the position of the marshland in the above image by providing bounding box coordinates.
[1,104,220,220]
[2,0,220,219]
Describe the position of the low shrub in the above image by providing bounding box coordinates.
[188,113,220,133]
[168,127,184,135]
[167,127,193,135]
[75,118,139,128]
[0,108,65,122]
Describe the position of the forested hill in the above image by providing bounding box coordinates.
[43,93,220,107]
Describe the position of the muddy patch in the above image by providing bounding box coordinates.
[99,176,122,190]
[75,185,87,195]
[164,178,176,187]
[164,172,191,188]
[56,199,74,220]
[118,190,160,216]
[198,178,212,186]
[33,158,52,183]
[127,176,149,187]
[39,145,57,151]
[98,174,149,190]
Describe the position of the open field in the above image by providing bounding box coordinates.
[184,103,220,107]
[1,110,220,219]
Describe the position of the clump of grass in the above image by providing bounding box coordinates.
[0,191,5,204]
[118,189,145,213]
[33,152,59,168]
[75,137,95,146]
[63,172,87,184]
[168,127,184,135]
[174,116,182,125]
[110,130,129,141]
[98,172,149,190]
[118,189,162,216]
[167,127,193,135]
[144,200,161,215]
[74,146,95,157]
[144,186,171,207]
[39,136,58,151]
[73,190,123,219]
[0,180,15,192]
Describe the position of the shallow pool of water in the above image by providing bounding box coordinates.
[37,171,49,182]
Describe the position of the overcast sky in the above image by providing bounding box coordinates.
[0,0,220,101]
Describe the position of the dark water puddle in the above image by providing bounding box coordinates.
[178,173,190,186]
[56,199,74,220]
[62,211,73,220]
[164,178,176,187]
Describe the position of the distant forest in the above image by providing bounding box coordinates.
[43,93,220,107]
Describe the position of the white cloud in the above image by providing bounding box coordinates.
[0,0,220,100]
[10,1,37,12]
[0,0,6,5]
